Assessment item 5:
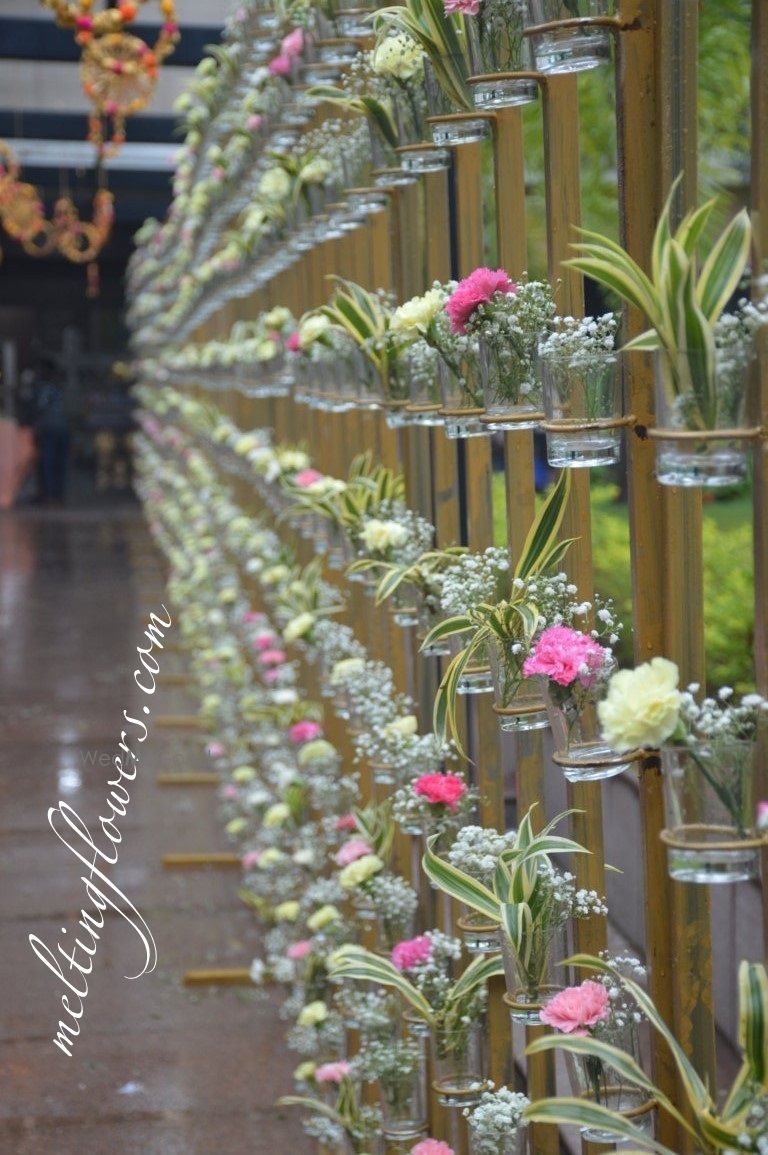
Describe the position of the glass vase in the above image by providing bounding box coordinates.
[448,634,494,695]
[564,1020,654,1144]
[457,910,500,954]
[653,349,753,488]
[438,347,488,439]
[478,337,543,430]
[488,642,548,732]
[423,59,491,145]
[468,1118,527,1155]
[466,8,538,111]
[430,1023,485,1106]
[405,339,444,425]
[545,677,635,782]
[379,1063,427,1141]
[499,922,565,1024]
[541,350,623,467]
[524,0,613,74]
[375,907,415,953]
[660,740,762,883]
[417,604,451,656]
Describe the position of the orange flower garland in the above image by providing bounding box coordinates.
[39,0,180,152]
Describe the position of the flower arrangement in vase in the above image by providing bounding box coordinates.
[330,931,500,1105]
[538,311,623,467]
[598,657,768,883]
[375,0,490,146]
[523,622,634,781]
[392,770,477,840]
[446,269,556,429]
[535,954,653,1144]
[525,955,768,1155]
[422,805,607,1022]
[567,179,765,487]
[464,1084,530,1155]
[446,825,518,951]
[423,470,573,750]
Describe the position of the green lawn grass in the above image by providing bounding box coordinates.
[491,472,756,692]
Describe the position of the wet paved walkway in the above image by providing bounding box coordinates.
[0,506,307,1155]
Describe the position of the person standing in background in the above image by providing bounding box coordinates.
[32,358,70,506]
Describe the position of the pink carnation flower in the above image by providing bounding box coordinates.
[207,741,226,758]
[268,53,292,76]
[290,721,323,744]
[539,980,610,1036]
[285,332,301,352]
[287,940,312,960]
[253,631,278,651]
[335,814,358,831]
[243,610,266,624]
[335,837,374,866]
[444,0,480,12]
[391,935,433,971]
[222,784,239,800]
[241,850,262,869]
[757,801,768,831]
[412,773,466,811]
[294,468,324,488]
[281,26,305,57]
[263,669,280,684]
[444,267,516,333]
[412,1141,454,1155]
[315,1060,351,1084]
[523,625,607,688]
[258,648,287,666]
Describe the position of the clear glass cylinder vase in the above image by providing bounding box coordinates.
[448,633,494,695]
[545,680,634,782]
[499,922,565,1024]
[457,909,500,953]
[375,907,415,953]
[379,1062,427,1141]
[525,0,613,74]
[468,1118,527,1155]
[478,334,543,430]
[564,1020,654,1144]
[430,1023,485,1106]
[406,338,443,425]
[541,350,623,467]
[660,739,761,883]
[438,347,488,439]
[465,10,538,111]
[653,349,752,487]
[423,58,491,145]
[488,643,548,732]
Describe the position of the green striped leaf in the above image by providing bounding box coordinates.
[697,207,752,322]
[277,1095,345,1126]
[525,1035,695,1139]
[565,255,662,326]
[328,945,435,1023]
[738,960,768,1087]
[423,835,500,920]
[522,1097,676,1154]
[515,470,571,580]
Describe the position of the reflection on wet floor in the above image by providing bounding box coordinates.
[0,506,308,1155]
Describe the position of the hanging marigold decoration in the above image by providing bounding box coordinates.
[0,141,116,265]
[39,0,180,154]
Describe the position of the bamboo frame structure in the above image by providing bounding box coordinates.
[151,4,768,1151]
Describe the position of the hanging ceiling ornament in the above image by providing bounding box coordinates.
[0,141,115,264]
[39,0,180,154]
